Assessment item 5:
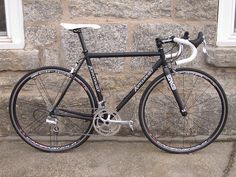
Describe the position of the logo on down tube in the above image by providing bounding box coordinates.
[166,74,176,90]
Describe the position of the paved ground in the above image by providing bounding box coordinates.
[0,137,235,177]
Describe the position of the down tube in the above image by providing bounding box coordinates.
[116,59,162,112]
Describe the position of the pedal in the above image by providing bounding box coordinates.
[129,121,134,132]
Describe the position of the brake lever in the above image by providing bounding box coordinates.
[202,37,214,59]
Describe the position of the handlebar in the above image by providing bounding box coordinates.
[174,38,197,65]
[164,32,204,65]
[189,32,204,48]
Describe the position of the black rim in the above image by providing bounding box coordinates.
[139,68,227,153]
[9,67,97,152]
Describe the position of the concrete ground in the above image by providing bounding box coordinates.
[0,137,235,177]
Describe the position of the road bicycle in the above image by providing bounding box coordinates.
[9,23,228,153]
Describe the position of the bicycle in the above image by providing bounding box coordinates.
[9,23,228,153]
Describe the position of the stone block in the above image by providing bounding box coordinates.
[92,58,125,72]
[0,95,15,136]
[69,0,171,19]
[224,94,236,135]
[0,72,27,90]
[26,25,57,47]
[202,24,217,46]
[175,0,218,21]
[42,48,60,66]
[23,0,62,22]
[206,48,236,68]
[118,98,142,136]
[133,24,190,51]
[131,24,190,69]
[61,24,128,71]
[97,74,144,94]
[192,24,217,46]
[0,50,39,71]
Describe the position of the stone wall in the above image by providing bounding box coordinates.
[0,0,236,136]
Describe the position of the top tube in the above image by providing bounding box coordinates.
[87,52,161,58]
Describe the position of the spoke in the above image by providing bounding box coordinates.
[184,76,199,106]
[147,100,179,111]
[52,132,59,146]
[61,103,95,110]
[190,113,218,125]
[156,116,183,138]
[156,86,178,108]
[148,114,168,128]
[61,102,82,108]
[182,73,185,103]
[149,109,183,128]
[183,115,199,147]
[33,77,53,109]
[188,96,218,110]
[150,98,178,110]
[192,120,209,133]
[188,109,221,115]
[25,116,47,134]
[192,122,198,147]
[53,76,70,106]
[28,122,47,135]
[182,117,186,148]
[187,84,211,109]
[17,99,47,110]
[148,112,178,120]
[49,126,59,146]
[192,114,219,125]
[57,117,89,134]
[50,127,52,146]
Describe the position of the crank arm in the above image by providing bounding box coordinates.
[108,120,134,131]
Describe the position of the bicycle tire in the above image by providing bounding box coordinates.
[9,66,97,152]
[139,68,228,153]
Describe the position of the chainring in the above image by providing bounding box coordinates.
[93,109,121,136]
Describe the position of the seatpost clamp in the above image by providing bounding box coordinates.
[72,28,81,33]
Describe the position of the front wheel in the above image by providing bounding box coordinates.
[139,68,228,153]
[9,66,97,152]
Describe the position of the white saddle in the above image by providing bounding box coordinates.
[61,23,101,30]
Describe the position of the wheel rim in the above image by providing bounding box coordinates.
[140,69,227,153]
[10,68,95,151]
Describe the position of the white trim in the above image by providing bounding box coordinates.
[0,0,25,49]
[217,0,236,46]
[0,32,7,36]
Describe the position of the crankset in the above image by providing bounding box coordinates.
[93,108,134,136]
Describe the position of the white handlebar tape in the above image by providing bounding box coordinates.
[174,38,198,65]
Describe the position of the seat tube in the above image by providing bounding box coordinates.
[86,57,104,103]
[74,29,104,103]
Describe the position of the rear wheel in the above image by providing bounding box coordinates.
[139,68,228,153]
[9,66,97,152]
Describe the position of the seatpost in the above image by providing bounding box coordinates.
[73,29,88,54]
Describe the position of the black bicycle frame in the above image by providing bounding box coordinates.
[51,29,186,120]
[88,52,162,111]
